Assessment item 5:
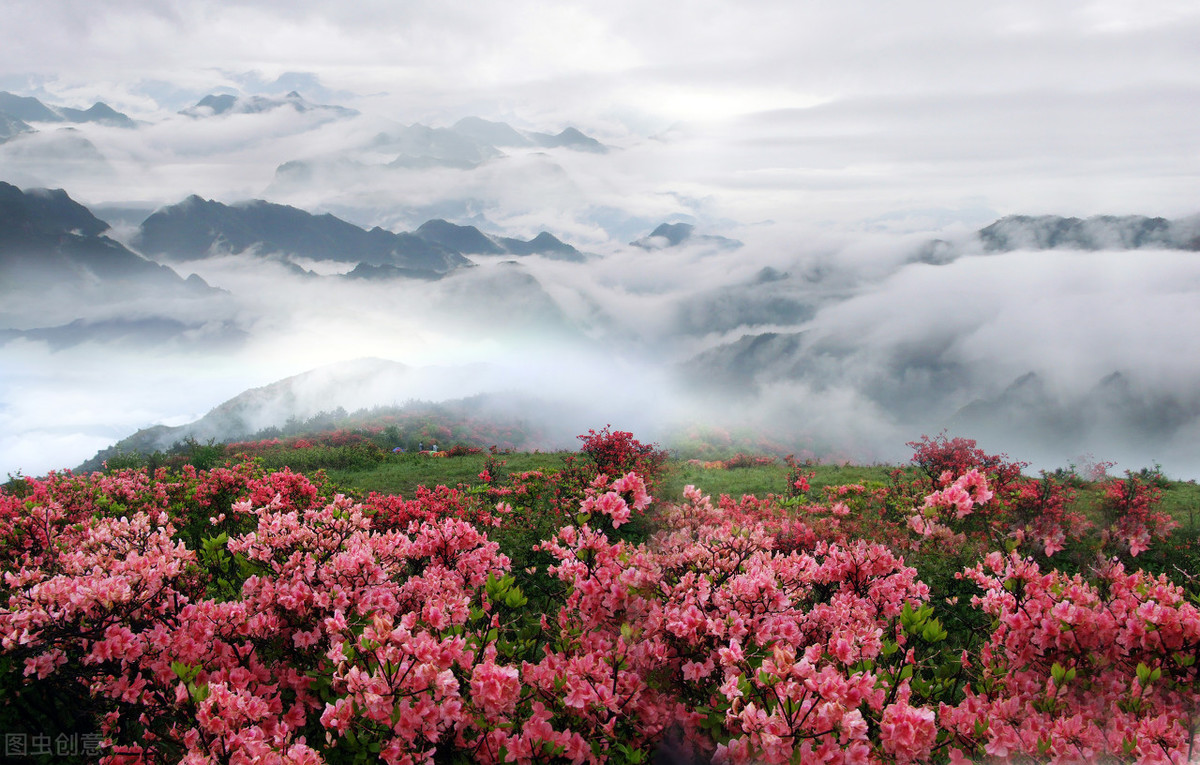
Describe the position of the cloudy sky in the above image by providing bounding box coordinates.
[3,0,1200,478]
[4,0,1199,222]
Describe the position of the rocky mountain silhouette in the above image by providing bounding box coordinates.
[134,196,470,274]
[631,222,742,250]
[414,219,585,261]
[0,91,135,128]
[0,182,213,295]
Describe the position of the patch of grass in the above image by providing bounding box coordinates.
[807,464,902,493]
[325,451,575,496]
[1160,480,1200,532]
[657,462,788,502]
[657,460,899,503]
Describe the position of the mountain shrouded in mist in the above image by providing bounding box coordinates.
[180,91,357,120]
[0,113,33,142]
[631,222,742,251]
[1,1,1199,480]
[0,182,213,300]
[92,357,415,456]
[8,171,1200,478]
[978,215,1200,252]
[0,183,229,349]
[0,91,136,128]
[134,195,471,274]
[133,196,587,273]
[414,219,585,261]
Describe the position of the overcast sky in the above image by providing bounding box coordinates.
[4,0,1199,224]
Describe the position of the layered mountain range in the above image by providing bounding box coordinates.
[0,91,137,130]
[0,182,588,348]
[5,126,1200,475]
[1,90,610,227]
[0,182,210,291]
[0,181,230,344]
[134,195,586,273]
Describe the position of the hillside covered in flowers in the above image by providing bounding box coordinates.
[3,429,1200,764]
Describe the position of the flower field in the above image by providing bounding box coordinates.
[3,430,1200,764]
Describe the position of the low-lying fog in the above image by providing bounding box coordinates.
[6,215,1200,478]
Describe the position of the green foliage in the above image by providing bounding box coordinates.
[257,441,386,472]
[327,451,572,497]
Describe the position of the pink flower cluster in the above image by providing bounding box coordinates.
[941,551,1200,763]
[2,433,1198,764]
[908,469,994,537]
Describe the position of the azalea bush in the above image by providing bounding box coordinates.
[2,430,1199,763]
[578,427,669,490]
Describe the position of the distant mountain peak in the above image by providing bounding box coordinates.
[0,91,135,128]
[412,218,586,261]
[191,94,238,115]
[651,222,694,245]
[0,181,110,240]
[450,116,532,148]
[447,116,607,153]
[0,91,62,122]
[528,125,607,153]
[414,219,506,255]
[181,92,357,119]
[631,222,742,251]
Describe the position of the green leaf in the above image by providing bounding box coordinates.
[504,587,527,608]
[1137,662,1153,686]
[921,620,947,643]
[171,661,200,682]
[1051,662,1067,684]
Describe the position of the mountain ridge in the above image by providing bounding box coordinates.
[0,91,135,128]
[179,91,357,120]
[134,196,470,274]
[134,196,586,270]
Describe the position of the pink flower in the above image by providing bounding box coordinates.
[469,658,520,719]
[319,699,353,735]
[880,702,937,764]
